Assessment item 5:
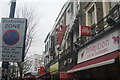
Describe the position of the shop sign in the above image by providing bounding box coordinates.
[60,73,74,78]
[78,29,120,63]
[50,62,58,74]
[80,26,92,35]
[40,66,44,74]
[34,59,38,71]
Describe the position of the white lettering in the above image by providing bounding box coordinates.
[82,27,91,33]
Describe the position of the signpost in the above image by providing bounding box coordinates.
[1,18,27,62]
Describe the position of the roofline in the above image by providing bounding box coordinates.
[44,32,50,43]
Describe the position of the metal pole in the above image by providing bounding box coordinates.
[9,0,16,18]
[2,0,16,80]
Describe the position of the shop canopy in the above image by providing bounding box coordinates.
[22,76,36,79]
[67,51,119,73]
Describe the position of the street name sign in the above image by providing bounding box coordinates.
[0,18,27,62]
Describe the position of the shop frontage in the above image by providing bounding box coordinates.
[67,28,120,79]
[74,62,120,79]
[59,47,77,80]
[50,62,59,80]
[68,51,120,79]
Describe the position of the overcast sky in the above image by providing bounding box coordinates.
[0,0,66,57]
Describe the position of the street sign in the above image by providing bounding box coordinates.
[1,18,27,62]
[3,30,19,45]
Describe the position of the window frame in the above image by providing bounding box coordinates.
[85,3,97,26]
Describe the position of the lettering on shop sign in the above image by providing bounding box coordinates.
[112,36,120,44]
[80,40,109,59]
[78,30,120,64]
[85,40,109,53]
[81,26,92,35]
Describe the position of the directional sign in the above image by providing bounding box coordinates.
[1,18,27,62]
[3,30,19,45]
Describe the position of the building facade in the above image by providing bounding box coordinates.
[44,0,120,80]
[67,1,120,79]
[23,54,43,76]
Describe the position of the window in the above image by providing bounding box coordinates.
[70,2,73,14]
[84,3,97,41]
[85,3,97,26]
[109,2,117,8]
[102,2,118,17]
[68,8,70,13]
[45,42,49,53]
[88,6,95,25]
[109,2,118,20]
[66,4,73,25]
[60,14,66,25]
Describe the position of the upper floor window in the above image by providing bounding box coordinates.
[88,6,95,25]
[109,0,118,8]
[85,3,97,26]
[46,42,48,52]
[66,3,73,25]
[102,1,118,17]
[110,2,117,8]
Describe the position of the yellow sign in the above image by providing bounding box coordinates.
[50,62,58,74]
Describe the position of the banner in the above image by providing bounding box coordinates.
[56,24,67,45]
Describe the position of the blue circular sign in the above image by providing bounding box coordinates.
[3,30,19,45]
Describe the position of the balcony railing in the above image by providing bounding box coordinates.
[59,45,77,61]
[93,4,120,35]
[45,62,50,69]
[49,55,59,65]
[77,4,120,47]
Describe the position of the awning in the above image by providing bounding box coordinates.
[22,76,36,79]
[37,73,51,79]
[67,51,118,73]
